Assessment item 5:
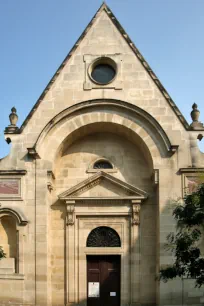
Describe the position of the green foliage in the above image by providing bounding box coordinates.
[160,183,204,287]
[0,246,6,260]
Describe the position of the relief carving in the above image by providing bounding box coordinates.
[132,203,141,226]
[71,178,101,196]
[66,201,75,225]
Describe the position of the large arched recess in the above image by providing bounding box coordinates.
[34,99,175,168]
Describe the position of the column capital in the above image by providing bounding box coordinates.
[132,203,141,226]
[66,201,75,225]
[131,199,142,205]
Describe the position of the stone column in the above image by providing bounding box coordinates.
[66,200,75,306]
[131,200,141,306]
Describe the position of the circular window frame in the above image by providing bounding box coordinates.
[88,57,118,85]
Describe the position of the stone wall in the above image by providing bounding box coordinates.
[0,4,203,306]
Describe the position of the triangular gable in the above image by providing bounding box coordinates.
[58,171,148,200]
[19,2,189,133]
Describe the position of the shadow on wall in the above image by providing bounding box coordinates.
[55,130,154,193]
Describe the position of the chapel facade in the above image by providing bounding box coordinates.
[0,3,204,306]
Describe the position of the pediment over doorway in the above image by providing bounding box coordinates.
[58,171,148,201]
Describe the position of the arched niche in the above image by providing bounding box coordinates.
[0,216,17,258]
[34,100,176,168]
[53,122,154,187]
[0,208,28,274]
[0,207,28,227]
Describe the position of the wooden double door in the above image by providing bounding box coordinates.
[87,255,120,306]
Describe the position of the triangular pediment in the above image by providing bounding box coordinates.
[19,2,188,133]
[58,171,148,200]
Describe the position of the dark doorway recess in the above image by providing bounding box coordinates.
[87,255,121,306]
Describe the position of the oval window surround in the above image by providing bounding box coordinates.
[88,57,117,85]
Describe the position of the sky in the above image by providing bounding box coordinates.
[0,0,204,158]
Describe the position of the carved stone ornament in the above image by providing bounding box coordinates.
[132,202,141,225]
[47,171,55,192]
[9,107,18,126]
[66,201,75,225]
[191,103,200,122]
[190,103,204,130]
[152,169,159,185]
[4,107,20,134]
[27,148,41,159]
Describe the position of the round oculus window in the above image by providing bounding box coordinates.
[89,58,117,85]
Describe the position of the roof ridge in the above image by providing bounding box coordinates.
[18,3,189,132]
[99,2,108,10]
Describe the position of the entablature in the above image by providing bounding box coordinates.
[58,171,148,226]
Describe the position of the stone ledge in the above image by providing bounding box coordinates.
[0,273,24,280]
[179,167,204,173]
[0,170,27,176]
[0,258,15,274]
[86,169,117,173]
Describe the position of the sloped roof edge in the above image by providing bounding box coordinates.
[19,2,189,132]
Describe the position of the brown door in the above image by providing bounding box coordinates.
[87,255,120,306]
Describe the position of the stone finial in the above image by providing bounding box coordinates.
[191,103,200,122]
[190,103,204,130]
[4,107,19,134]
[9,107,18,126]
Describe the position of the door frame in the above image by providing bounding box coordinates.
[87,255,121,306]
[66,216,140,306]
[77,218,132,306]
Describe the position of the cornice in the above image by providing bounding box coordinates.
[179,168,204,173]
[0,170,27,176]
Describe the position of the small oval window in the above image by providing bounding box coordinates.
[91,64,116,84]
[89,57,117,85]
